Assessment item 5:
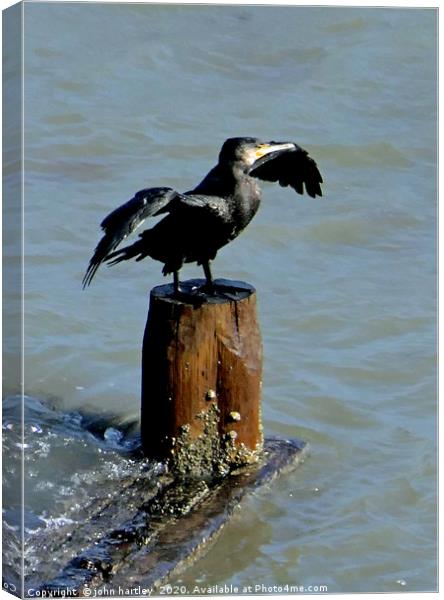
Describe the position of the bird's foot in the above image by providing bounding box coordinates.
[172,285,208,306]
[167,279,253,304]
[171,283,230,304]
[215,282,248,294]
[198,282,247,301]
[198,283,216,295]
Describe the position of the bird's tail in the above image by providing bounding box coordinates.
[105,239,145,267]
[82,233,145,289]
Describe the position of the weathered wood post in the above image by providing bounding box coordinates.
[39,281,309,594]
[141,278,263,477]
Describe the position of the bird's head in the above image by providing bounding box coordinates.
[219,137,295,172]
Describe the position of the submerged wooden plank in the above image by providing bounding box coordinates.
[40,438,307,596]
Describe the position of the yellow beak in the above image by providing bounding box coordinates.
[254,142,294,159]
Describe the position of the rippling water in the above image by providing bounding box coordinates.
[3,3,437,593]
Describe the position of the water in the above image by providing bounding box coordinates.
[3,3,436,593]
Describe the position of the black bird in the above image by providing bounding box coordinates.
[82,137,323,294]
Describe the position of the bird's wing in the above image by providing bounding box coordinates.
[249,144,323,198]
[82,187,181,287]
[154,192,211,213]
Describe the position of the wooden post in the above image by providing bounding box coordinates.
[141,278,263,477]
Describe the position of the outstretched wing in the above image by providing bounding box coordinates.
[250,144,323,198]
[82,187,181,288]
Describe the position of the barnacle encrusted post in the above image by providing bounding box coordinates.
[140,278,263,476]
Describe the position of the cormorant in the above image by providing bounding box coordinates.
[82,137,323,294]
